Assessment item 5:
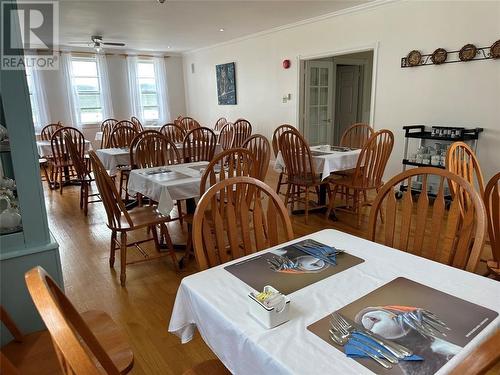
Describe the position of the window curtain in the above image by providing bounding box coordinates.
[60,52,80,126]
[126,55,143,122]
[153,57,171,124]
[30,67,49,130]
[96,53,114,120]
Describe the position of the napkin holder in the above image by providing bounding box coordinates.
[248,286,290,329]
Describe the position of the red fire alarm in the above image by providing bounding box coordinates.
[282,59,291,69]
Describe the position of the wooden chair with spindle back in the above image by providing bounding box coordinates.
[132,133,180,169]
[100,119,118,149]
[242,134,271,180]
[64,132,100,216]
[182,127,217,163]
[214,117,227,131]
[50,127,86,195]
[40,123,63,141]
[192,176,294,270]
[367,167,487,272]
[24,266,134,375]
[484,172,500,279]
[232,119,252,147]
[217,122,235,151]
[160,123,186,144]
[130,116,143,132]
[89,151,178,285]
[1,304,62,375]
[110,126,139,200]
[39,123,63,188]
[279,130,331,224]
[180,117,200,131]
[339,123,374,149]
[327,129,394,228]
[272,124,299,194]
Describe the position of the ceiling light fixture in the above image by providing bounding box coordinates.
[219,28,225,32]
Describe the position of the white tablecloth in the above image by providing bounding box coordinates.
[168,229,500,375]
[95,148,131,176]
[36,139,92,157]
[128,161,209,215]
[274,145,361,180]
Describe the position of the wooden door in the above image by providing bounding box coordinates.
[334,65,360,145]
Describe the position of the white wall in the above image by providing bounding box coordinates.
[182,0,500,180]
[40,53,186,143]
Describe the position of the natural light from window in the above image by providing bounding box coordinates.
[137,61,159,122]
[25,67,40,128]
[71,58,103,124]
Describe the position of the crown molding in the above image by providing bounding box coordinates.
[183,0,400,55]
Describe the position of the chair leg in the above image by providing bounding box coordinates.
[326,185,339,219]
[59,167,64,195]
[83,182,89,216]
[284,183,292,212]
[109,230,116,267]
[120,231,127,286]
[305,187,309,224]
[276,172,284,194]
[177,201,183,225]
[159,223,178,271]
[119,172,125,200]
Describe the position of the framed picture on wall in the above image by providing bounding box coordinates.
[216,62,237,105]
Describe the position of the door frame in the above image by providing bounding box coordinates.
[297,43,379,136]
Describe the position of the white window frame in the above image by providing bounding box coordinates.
[137,59,160,124]
[25,66,41,128]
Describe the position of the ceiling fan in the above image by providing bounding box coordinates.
[68,35,125,52]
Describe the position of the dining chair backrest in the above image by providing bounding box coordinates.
[180,117,200,131]
[182,127,217,163]
[25,266,122,375]
[51,127,86,166]
[272,124,298,157]
[89,151,133,229]
[339,123,374,149]
[109,125,139,148]
[193,176,294,270]
[242,134,271,180]
[446,141,485,205]
[115,120,135,129]
[232,119,252,147]
[128,130,163,168]
[351,129,394,189]
[130,116,143,132]
[200,148,257,195]
[133,134,180,169]
[64,132,87,181]
[214,117,227,131]
[279,130,318,184]
[367,167,486,272]
[101,118,118,132]
[40,123,63,141]
[218,122,235,151]
[160,123,186,144]
[100,119,118,148]
[485,172,500,265]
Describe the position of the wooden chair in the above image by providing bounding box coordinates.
[232,119,252,147]
[327,129,394,228]
[272,124,299,194]
[24,266,134,374]
[132,133,180,169]
[367,167,487,272]
[160,123,186,144]
[40,123,63,141]
[100,119,118,149]
[182,127,217,163]
[64,132,100,216]
[484,172,500,279]
[192,176,294,270]
[109,125,139,148]
[89,151,177,286]
[217,122,234,151]
[449,328,500,375]
[339,123,374,149]
[214,117,227,131]
[180,117,200,131]
[242,134,271,180]
[130,116,143,132]
[1,305,62,374]
[446,141,485,202]
[50,127,86,195]
[279,130,331,224]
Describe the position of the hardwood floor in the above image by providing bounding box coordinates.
[42,167,492,374]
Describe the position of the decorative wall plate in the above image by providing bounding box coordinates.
[431,48,447,64]
[459,44,477,61]
[490,40,500,59]
[407,50,422,66]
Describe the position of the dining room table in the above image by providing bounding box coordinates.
[168,228,500,375]
[36,139,92,157]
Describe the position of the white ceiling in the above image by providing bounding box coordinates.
[54,0,372,53]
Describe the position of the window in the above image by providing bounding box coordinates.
[71,57,103,124]
[137,60,159,122]
[25,67,40,127]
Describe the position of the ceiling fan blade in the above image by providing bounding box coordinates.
[67,41,91,45]
[103,42,125,46]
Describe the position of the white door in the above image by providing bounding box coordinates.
[304,61,333,145]
[334,65,360,145]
